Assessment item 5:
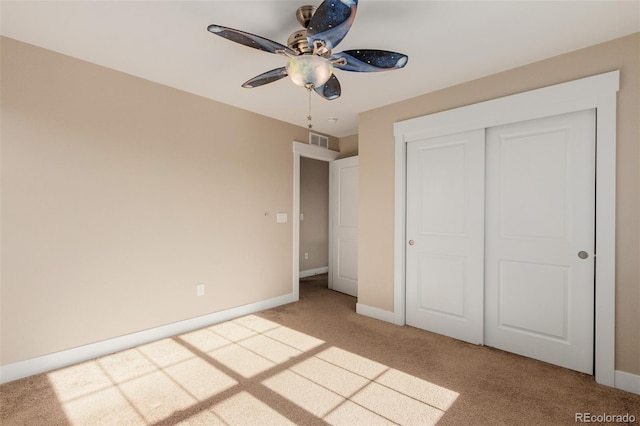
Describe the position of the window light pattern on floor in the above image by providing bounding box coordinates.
[46,314,459,425]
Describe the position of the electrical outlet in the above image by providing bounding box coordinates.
[196,284,205,297]
[304,252,309,260]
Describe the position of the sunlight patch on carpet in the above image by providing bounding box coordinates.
[212,391,295,425]
[47,314,458,425]
[208,343,276,378]
[164,357,237,400]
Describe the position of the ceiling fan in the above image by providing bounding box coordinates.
[207,0,408,101]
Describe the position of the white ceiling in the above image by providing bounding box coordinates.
[1,1,638,137]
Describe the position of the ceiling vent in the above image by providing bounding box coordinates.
[309,132,329,149]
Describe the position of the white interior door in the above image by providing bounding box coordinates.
[405,130,485,344]
[485,110,595,374]
[331,156,358,297]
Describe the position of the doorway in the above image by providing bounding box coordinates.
[292,142,339,301]
[299,157,330,279]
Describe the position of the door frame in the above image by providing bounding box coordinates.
[393,71,619,387]
[293,141,340,301]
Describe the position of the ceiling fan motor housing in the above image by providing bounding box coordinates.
[288,30,313,55]
[290,6,332,57]
[288,30,332,57]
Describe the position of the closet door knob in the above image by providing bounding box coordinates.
[578,251,589,259]
[409,240,415,246]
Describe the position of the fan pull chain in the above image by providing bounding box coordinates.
[307,87,313,129]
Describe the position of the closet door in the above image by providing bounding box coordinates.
[484,110,595,374]
[405,130,485,344]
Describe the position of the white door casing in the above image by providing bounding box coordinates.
[484,110,595,374]
[406,130,485,344]
[393,71,618,387]
[331,156,359,297]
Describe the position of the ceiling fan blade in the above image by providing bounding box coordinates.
[332,49,408,72]
[307,0,357,51]
[242,67,289,88]
[314,74,341,100]
[207,25,296,56]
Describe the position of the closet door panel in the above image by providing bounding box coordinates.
[484,110,595,374]
[405,130,485,344]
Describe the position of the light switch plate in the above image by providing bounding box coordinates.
[276,213,288,223]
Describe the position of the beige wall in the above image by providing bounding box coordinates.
[338,134,359,158]
[328,135,340,152]
[358,33,640,375]
[299,157,329,271]
[0,37,314,365]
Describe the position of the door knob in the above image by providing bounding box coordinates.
[578,251,589,259]
[409,240,415,246]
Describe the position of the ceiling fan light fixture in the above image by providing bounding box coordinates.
[286,55,333,89]
[208,0,408,101]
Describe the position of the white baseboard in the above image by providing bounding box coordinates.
[356,303,395,324]
[299,266,329,278]
[615,370,640,395]
[0,293,295,384]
